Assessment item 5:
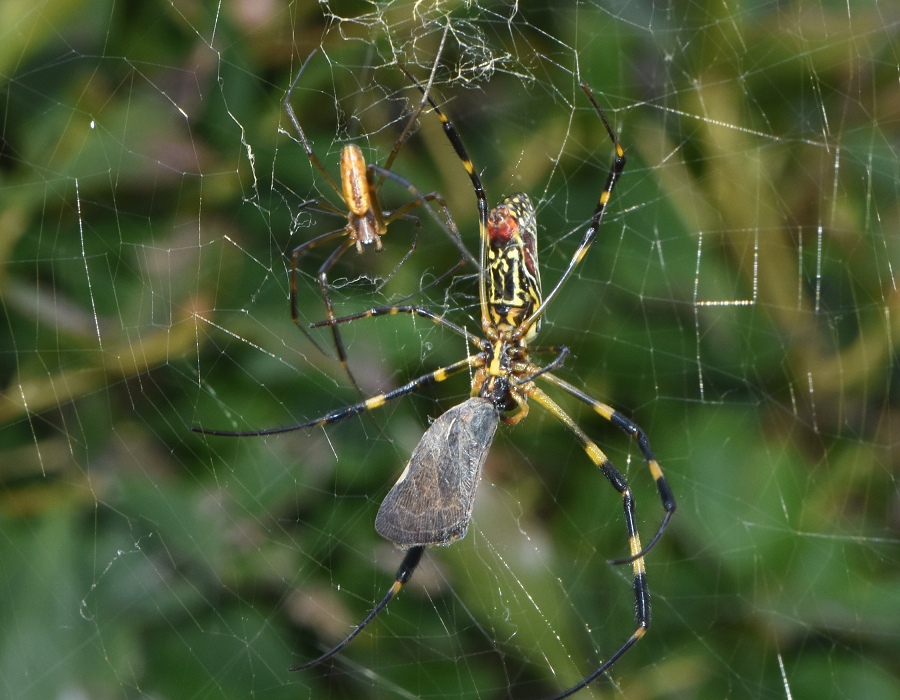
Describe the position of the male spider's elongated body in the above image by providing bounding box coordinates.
[283,46,475,391]
[196,69,675,699]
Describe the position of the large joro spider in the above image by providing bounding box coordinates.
[197,70,675,698]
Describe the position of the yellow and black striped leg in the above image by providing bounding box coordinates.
[540,372,676,562]
[191,356,477,437]
[551,602,648,699]
[395,64,491,322]
[526,385,650,697]
[290,546,425,670]
[515,85,627,340]
[396,65,489,234]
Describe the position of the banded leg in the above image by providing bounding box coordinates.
[191,356,477,438]
[540,372,676,562]
[396,64,492,327]
[291,546,424,670]
[525,385,650,698]
[515,84,627,341]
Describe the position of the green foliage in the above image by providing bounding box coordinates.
[1,1,897,699]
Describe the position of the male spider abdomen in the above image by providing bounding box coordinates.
[375,397,499,548]
[340,144,384,250]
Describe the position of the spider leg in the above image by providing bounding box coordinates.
[369,164,477,269]
[539,372,676,563]
[191,355,477,437]
[314,236,364,392]
[283,50,344,200]
[515,345,570,384]
[310,304,483,348]
[372,215,467,302]
[525,385,649,696]
[290,546,425,670]
[376,180,470,293]
[515,85,627,341]
[297,198,348,218]
[289,227,350,359]
[374,210,420,292]
[396,64,491,325]
[382,188,456,236]
[548,629,646,700]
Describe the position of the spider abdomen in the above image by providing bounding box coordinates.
[487,192,542,339]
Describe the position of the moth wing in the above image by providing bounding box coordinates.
[376,398,499,548]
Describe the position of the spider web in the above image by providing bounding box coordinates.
[1,1,898,699]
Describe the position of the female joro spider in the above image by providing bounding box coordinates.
[284,50,475,391]
[197,75,675,698]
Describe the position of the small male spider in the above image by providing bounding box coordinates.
[283,49,475,391]
[198,72,675,698]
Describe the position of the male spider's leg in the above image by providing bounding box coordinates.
[373,213,466,300]
[291,546,425,670]
[310,304,481,347]
[374,209,420,293]
[383,189,462,250]
[191,356,476,437]
[539,372,675,562]
[283,50,344,200]
[383,189,456,234]
[376,23,450,186]
[369,164,478,269]
[526,385,650,697]
[515,86,627,341]
[314,236,364,392]
[378,187,470,292]
[297,198,347,218]
[289,228,349,358]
